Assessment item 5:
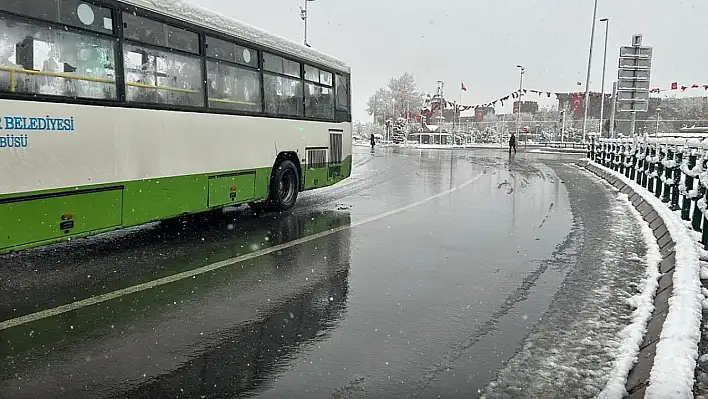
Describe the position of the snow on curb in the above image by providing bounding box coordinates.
[594,163,702,399]
[598,192,661,399]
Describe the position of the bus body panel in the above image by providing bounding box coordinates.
[0,99,351,196]
[0,100,352,253]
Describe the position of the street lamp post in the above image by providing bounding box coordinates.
[515,65,525,144]
[300,0,315,47]
[581,0,600,143]
[599,18,609,137]
[560,110,566,143]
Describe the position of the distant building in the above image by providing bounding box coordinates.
[512,101,539,115]
[556,92,610,119]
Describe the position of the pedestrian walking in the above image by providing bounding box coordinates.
[370,133,376,149]
[509,133,517,155]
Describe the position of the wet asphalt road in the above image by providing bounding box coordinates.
[0,146,604,398]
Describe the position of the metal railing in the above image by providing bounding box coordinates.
[586,136,708,248]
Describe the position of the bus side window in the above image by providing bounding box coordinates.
[334,74,350,122]
[335,74,349,111]
[0,14,117,99]
[0,0,114,34]
[206,60,261,113]
[123,43,203,107]
[305,83,334,120]
[263,74,303,117]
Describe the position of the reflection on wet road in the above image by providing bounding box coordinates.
[0,147,628,398]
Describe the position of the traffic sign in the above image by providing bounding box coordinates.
[618,69,651,80]
[619,57,652,69]
[617,34,653,113]
[620,46,653,58]
[617,100,649,112]
[618,79,651,90]
[617,90,649,101]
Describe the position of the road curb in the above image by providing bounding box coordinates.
[577,159,674,398]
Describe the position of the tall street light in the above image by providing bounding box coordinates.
[300,0,315,47]
[515,65,525,141]
[581,0,600,143]
[599,18,609,138]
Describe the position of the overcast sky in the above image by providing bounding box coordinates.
[190,0,708,121]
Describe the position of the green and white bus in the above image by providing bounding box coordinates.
[0,0,352,254]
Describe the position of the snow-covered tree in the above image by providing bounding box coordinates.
[387,73,424,118]
[366,87,393,125]
[366,73,424,124]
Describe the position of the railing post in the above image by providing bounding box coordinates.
[629,145,637,180]
[655,146,665,198]
[692,158,705,232]
[589,140,594,160]
[642,145,650,187]
[607,142,613,169]
[619,144,626,175]
[637,143,646,185]
[682,150,696,220]
[647,146,656,192]
[614,143,620,171]
[662,147,673,203]
[671,149,682,211]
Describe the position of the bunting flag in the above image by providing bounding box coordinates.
[650,82,708,93]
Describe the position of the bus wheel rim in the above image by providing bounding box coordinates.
[279,170,296,204]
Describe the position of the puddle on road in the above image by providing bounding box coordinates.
[0,210,354,399]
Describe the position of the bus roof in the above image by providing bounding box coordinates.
[117,0,350,74]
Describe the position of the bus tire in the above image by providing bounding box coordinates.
[269,160,299,211]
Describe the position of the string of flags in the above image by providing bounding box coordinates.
[428,88,604,113]
[434,81,708,112]
[649,82,708,93]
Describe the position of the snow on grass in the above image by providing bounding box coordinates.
[591,162,702,399]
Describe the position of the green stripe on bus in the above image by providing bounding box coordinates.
[0,156,351,254]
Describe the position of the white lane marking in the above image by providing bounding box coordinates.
[0,170,489,331]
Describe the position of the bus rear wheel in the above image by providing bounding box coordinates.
[250,159,299,214]
[270,160,299,211]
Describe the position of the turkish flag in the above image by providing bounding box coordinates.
[461,82,467,92]
[571,93,583,117]
[671,82,678,90]
[693,84,700,88]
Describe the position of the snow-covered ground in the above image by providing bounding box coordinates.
[591,162,702,399]
[480,165,659,398]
